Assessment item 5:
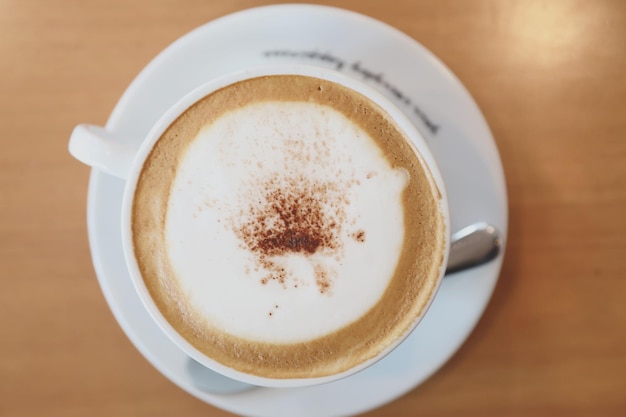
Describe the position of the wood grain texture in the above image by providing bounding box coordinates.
[1,1,624,416]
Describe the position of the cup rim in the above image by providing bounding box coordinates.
[119,64,450,388]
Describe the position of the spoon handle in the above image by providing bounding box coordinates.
[445,222,502,275]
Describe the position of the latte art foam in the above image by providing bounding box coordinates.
[166,101,408,343]
[132,75,446,379]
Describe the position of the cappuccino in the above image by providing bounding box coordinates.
[131,75,445,379]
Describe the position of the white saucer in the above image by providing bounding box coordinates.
[86,5,507,417]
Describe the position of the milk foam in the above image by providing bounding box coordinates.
[165,101,408,344]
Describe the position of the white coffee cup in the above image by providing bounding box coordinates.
[69,65,450,388]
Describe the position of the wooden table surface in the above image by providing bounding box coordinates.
[2,0,625,416]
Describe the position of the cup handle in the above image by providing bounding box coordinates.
[68,124,138,180]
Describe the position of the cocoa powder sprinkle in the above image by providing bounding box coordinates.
[235,178,342,258]
[351,230,366,243]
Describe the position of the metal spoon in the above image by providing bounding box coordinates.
[445,222,502,275]
[186,222,502,392]
[186,359,254,394]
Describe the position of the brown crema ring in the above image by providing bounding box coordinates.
[131,75,446,379]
